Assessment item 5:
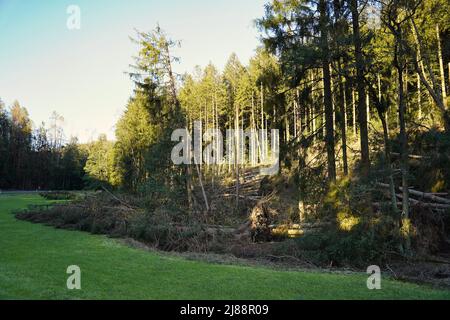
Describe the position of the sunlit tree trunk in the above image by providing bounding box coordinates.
[417,72,422,119]
[392,23,411,252]
[338,60,348,176]
[352,87,357,137]
[319,0,336,182]
[437,24,447,108]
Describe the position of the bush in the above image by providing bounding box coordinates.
[128,208,209,252]
[272,216,401,268]
[39,191,77,201]
[17,191,216,253]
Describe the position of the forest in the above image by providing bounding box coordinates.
[3,0,450,283]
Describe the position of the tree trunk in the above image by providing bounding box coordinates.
[319,0,336,182]
[350,0,370,177]
[352,87,357,137]
[235,101,240,210]
[417,72,422,119]
[338,60,348,176]
[370,80,398,213]
[382,117,397,214]
[437,24,447,108]
[395,34,411,252]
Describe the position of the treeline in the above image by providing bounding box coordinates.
[0,100,119,191]
[0,101,86,190]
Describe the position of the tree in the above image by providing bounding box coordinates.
[60,137,86,190]
[9,101,32,189]
[114,94,154,191]
[0,99,11,188]
[319,0,337,182]
[130,25,180,109]
[84,135,115,187]
[407,0,450,131]
[258,0,337,181]
[349,0,370,177]
[380,0,421,252]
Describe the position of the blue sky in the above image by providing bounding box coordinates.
[0,0,267,142]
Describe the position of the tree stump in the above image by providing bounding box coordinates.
[250,204,272,242]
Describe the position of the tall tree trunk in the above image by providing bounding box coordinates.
[350,0,370,176]
[378,74,389,135]
[352,87,357,137]
[330,65,336,133]
[235,101,240,210]
[437,24,447,107]
[382,115,397,214]
[319,0,336,182]
[369,80,398,214]
[394,30,411,252]
[338,60,348,176]
[418,72,422,119]
[366,93,370,127]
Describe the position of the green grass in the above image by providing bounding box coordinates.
[1,194,449,300]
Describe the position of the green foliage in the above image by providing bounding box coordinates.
[129,209,205,252]
[39,191,77,201]
[275,215,401,268]
[83,134,116,188]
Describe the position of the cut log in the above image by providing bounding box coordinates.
[431,193,449,197]
[390,152,430,160]
[396,194,450,209]
[399,187,450,204]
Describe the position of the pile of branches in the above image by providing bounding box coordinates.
[16,190,252,253]
[376,183,449,254]
[39,191,78,201]
[17,191,137,236]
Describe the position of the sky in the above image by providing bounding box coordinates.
[0,0,267,143]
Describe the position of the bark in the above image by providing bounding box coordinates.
[399,187,450,205]
[235,100,240,210]
[417,72,422,119]
[338,60,349,176]
[436,24,447,107]
[352,87,357,137]
[378,74,389,135]
[319,0,336,182]
[350,0,370,176]
[395,29,411,252]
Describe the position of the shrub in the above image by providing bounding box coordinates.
[272,215,401,268]
[39,191,77,201]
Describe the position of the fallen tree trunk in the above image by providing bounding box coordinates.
[396,194,450,209]
[378,183,450,204]
[101,186,137,210]
[399,187,450,204]
[391,152,429,160]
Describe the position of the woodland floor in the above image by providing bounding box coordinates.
[1,193,450,300]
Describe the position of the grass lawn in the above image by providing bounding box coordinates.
[1,194,449,300]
